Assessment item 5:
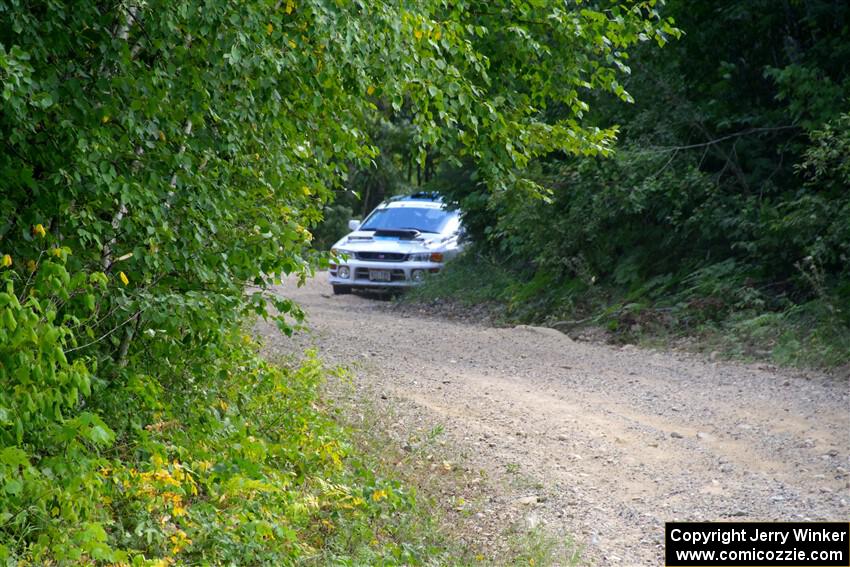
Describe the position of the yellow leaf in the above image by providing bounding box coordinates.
[119,271,129,286]
[414,29,423,40]
[371,489,387,501]
[159,130,166,142]
[285,0,295,14]
[266,22,274,35]
[367,85,375,95]
[101,115,111,124]
[433,28,442,40]
[1,254,11,268]
[288,39,297,49]
[49,247,62,257]
[32,223,46,238]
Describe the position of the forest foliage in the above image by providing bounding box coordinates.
[0,0,673,562]
[404,0,850,368]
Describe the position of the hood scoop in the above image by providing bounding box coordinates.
[373,228,421,240]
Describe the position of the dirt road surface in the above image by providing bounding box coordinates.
[260,276,850,566]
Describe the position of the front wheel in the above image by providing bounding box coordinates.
[332,285,352,295]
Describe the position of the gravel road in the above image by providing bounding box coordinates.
[260,276,850,566]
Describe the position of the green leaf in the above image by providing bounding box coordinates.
[88,424,114,446]
[0,447,29,468]
[3,480,22,496]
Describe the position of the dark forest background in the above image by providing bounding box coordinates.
[321,0,849,368]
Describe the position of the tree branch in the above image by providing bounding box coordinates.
[65,311,141,354]
[643,125,800,154]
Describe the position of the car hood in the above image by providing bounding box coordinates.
[333,230,453,252]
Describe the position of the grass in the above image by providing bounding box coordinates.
[692,301,850,369]
[406,252,850,373]
[409,253,516,308]
[508,527,585,567]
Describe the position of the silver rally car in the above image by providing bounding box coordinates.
[328,193,464,294]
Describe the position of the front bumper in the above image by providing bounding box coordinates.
[328,259,441,288]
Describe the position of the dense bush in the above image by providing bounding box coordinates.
[426,1,849,367]
[0,249,450,564]
[1,0,670,561]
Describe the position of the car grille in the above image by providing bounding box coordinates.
[354,268,407,281]
[355,251,408,262]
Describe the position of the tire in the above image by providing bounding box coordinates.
[332,285,352,295]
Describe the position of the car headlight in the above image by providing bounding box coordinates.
[409,252,444,262]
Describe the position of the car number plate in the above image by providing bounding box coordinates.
[369,270,392,282]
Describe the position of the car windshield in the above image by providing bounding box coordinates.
[359,206,458,234]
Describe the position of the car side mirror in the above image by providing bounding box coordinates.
[348,219,361,231]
